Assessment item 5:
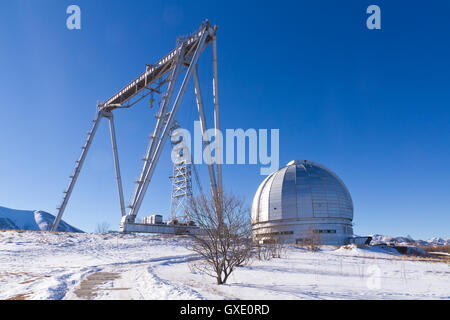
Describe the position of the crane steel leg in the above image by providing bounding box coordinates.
[193,65,219,198]
[51,111,104,231]
[212,35,223,198]
[127,48,185,218]
[104,112,126,217]
[128,30,208,218]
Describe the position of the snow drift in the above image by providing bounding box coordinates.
[0,206,83,232]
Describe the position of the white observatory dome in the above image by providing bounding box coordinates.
[251,160,354,245]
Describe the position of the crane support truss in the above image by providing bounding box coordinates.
[169,160,193,222]
[50,21,222,233]
[169,123,193,222]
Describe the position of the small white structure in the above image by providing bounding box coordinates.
[251,160,354,245]
[141,215,163,225]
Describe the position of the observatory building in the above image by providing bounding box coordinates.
[251,160,354,245]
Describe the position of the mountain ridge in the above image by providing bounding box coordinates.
[369,234,450,246]
[0,206,83,233]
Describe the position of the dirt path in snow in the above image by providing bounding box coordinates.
[74,272,127,299]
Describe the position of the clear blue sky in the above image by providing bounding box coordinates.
[0,0,449,239]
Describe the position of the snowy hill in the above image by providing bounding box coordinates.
[426,237,450,246]
[369,234,450,246]
[0,206,83,233]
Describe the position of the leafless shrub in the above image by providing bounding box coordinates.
[255,242,273,261]
[254,236,287,260]
[304,227,321,252]
[255,243,269,261]
[94,222,110,234]
[187,192,254,285]
[266,238,285,259]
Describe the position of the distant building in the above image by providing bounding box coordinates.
[251,160,354,245]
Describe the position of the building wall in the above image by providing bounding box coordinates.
[252,218,353,245]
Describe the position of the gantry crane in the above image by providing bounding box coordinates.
[50,20,223,234]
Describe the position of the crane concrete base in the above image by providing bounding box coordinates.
[119,215,200,235]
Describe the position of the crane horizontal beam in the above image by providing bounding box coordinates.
[101,23,215,111]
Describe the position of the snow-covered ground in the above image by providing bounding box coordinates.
[0,230,448,300]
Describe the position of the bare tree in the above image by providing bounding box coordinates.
[254,236,286,260]
[187,193,254,285]
[268,237,286,258]
[94,221,110,234]
[305,227,321,252]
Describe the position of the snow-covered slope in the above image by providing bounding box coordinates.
[0,230,448,300]
[369,234,450,246]
[426,237,450,246]
[0,206,82,233]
